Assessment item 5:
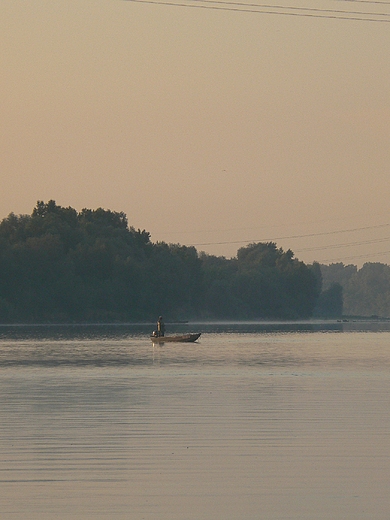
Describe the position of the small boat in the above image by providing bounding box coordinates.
[151,332,201,343]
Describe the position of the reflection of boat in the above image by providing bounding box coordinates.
[151,333,201,343]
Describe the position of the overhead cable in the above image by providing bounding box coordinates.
[190,223,390,247]
[186,0,390,18]
[124,0,390,22]
[321,249,390,263]
[337,0,390,5]
[295,236,390,253]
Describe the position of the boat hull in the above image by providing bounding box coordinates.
[151,333,201,343]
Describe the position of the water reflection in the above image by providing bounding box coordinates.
[1,319,390,342]
[0,326,389,519]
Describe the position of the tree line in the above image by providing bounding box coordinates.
[318,262,390,318]
[0,200,324,323]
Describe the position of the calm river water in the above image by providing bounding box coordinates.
[0,322,389,519]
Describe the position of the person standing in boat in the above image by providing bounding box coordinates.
[157,316,165,337]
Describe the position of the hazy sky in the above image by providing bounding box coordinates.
[1,0,389,266]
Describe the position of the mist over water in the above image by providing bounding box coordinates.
[0,323,389,519]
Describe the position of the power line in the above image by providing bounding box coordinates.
[158,210,390,237]
[124,0,390,21]
[295,236,390,253]
[337,0,390,5]
[188,0,390,18]
[190,223,390,247]
[321,249,390,263]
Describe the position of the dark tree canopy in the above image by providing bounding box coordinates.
[314,282,343,318]
[318,262,390,318]
[201,242,321,319]
[0,201,323,323]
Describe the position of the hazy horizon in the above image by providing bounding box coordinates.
[1,0,389,267]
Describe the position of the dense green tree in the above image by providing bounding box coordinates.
[314,282,343,318]
[0,201,322,322]
[320,262,357,291]
[200,253,240,318]
[343,263,390,317]
[235,243,320,319]
[319,261,390,318]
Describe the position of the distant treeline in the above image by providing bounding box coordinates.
[319,262,390,319]
[0,200,324,323]
[1,201,388,322]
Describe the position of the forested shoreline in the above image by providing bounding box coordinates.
[319,262,390,319]
[0,201,388,323]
